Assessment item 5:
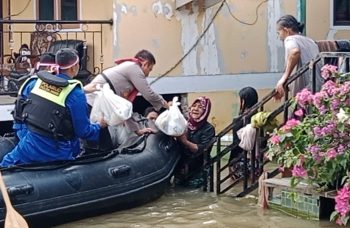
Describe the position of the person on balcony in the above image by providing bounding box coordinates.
[0,48,107,167]
[84,49,169,148]
[174,96,215,188]
[274,15,323,100]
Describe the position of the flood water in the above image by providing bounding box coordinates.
[55,187,338,228]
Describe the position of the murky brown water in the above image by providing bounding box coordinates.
[54,187,338,228]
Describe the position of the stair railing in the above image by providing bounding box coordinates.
[205,52,350,196]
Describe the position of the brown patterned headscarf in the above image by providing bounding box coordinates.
[188,96,211,131]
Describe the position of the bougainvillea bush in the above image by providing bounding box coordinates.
[266,64,350,225]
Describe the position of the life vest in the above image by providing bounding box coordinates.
[114,57,141,102]
[13,71,82,140]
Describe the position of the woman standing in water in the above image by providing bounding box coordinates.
[175,96,215,188]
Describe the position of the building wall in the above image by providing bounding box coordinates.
[4,0,350,132]
[111,0,350,131]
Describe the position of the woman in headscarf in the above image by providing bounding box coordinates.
[175,96,215,188]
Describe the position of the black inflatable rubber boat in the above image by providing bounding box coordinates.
[0,132,181,226]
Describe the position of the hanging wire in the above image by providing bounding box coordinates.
[150,0,268,85]
[4,0,32,19]
[150,0,226,85]
[225,0,268,26]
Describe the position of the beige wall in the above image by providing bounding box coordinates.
[5,0,350,133]
[307,0,350,40]
[113,0,183,76]
[114,0,275,75]
[81,0,113,72]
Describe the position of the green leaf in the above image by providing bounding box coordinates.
[290,177,300,188]
[342,175,349,185]
[330,211,339,222]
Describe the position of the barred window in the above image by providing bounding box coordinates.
[37,0,79,29]
[333,0,350,26]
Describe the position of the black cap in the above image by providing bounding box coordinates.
[39,52,56,64]
[55,48,79,69]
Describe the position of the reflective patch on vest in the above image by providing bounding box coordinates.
[39,81,62,96]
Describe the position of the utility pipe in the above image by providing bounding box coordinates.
[298,0,306,35]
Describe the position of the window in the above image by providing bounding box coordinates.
[333,0,350,26]
[37,0,79,29]
[38,0,54,20]
[61,0,78,21]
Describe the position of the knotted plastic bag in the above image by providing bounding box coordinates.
[90,83,133,126]
[155,96,187,136]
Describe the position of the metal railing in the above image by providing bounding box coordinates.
[205,51,350,196]
[0,19,113,95]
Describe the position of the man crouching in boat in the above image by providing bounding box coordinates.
[0,52,58,161]
[84,49,169,148]
[0,48,107,167]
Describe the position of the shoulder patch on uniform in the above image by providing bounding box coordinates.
[39,81,62,96]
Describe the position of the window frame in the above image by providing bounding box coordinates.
[330,0,350,29]
[36,0,81,31]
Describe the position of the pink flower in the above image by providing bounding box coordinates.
[340,82,350,96]
[295,89,313,107]
[336,186,350,201]
[309,145,323,163]
[278,166,285,172]
[312,91,328,108]
[331,98,341,110]
[338,145,345,155]
[269,135,280,144]
[335,186,350,217]
[291,165,307,178]
[319,152,326,158]
[336,217,344,226]
[322,80,337,96]
[326,148,337,160]
[294,109,304,117]
[281,119,300,132]
[321,64,338,80]
[313,126,322,137]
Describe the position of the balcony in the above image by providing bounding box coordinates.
[0,19,113,95]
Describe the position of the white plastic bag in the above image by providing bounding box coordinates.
[90,83,133,126]
[237,124,257,151]
[155,96,187,136]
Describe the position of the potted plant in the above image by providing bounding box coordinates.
[266,64,350,225]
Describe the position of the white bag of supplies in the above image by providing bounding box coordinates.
[237,124,256,151]
[155,96,187,136]
[90,83,133,126]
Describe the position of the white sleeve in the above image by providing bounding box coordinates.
[284,37,299,51]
